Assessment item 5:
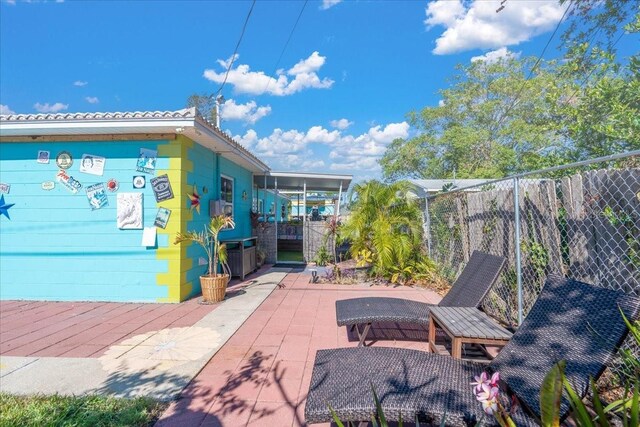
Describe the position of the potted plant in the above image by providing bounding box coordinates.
[174,215,235,302]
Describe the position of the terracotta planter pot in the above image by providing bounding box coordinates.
[200,274,229,303]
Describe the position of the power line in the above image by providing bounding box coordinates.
[215,0,257,99]
[262,0,308,95]
[491,0,574,132]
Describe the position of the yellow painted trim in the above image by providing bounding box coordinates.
[155,135,197,302]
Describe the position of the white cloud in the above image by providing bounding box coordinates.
[425,0,567,54]
[305,126,341,144]
[220,99,271,124]
[235,120,409,174]
[471,47,520,63]
[301,159,326,169]
[73,80,88,87]
[85,96,99,104]
[424,0,464,28]
[320,0,342,10]
[288,51,325,75]
[203,52,334,96]
[34,102,68,113]
[0,104,15,115]
[438,100,446,107]
[330,118,353,130]
[5,0,16,5]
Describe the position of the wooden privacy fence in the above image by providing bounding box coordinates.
[425,165,640,326]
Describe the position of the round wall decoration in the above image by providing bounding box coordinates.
[55,151,73,169]
[107,179,119,192]
[133,175,146,189]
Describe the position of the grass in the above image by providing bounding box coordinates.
[278,250,304,262]
[0,393,167,427]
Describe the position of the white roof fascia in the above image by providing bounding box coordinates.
[0,117,193,135]
[189,119,269,173]
[0,111,270,174]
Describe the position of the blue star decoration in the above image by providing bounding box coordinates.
[0,195,15,220]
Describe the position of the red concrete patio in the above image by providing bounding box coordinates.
[0,298,217,358]
[156,271,442,427]
[0,271,268,360]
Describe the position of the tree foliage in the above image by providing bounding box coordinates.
[380,57,570,180]
[381,2,639,181]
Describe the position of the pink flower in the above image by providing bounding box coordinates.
[471,371,500,393]
[471,372,489,393]
[476,383,499,415]
[490,372,500,387]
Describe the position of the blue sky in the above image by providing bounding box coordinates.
[1,0,635,181]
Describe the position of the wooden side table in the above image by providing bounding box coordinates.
[428,307,512,360]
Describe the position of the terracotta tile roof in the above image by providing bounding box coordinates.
[0,108,196,122]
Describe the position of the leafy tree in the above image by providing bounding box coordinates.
[380,57,570,180]
[560,0,638,77]
[556,0,640,160]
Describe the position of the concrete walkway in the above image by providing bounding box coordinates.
[0,267,289,401]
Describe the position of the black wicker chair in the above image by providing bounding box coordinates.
[305,275,640,426]
[336,250,506,346]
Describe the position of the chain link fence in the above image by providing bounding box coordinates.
[422,150,640,380]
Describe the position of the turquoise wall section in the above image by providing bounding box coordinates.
[0,138,256,302]
[219,156,253,240]
[182,141,216,299]
[0,140,171,302]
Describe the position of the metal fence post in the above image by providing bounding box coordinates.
[513,176,524,325]
[424,196,432,258]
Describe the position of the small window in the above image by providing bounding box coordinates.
[257,199,264,214]
[220,175,234,220]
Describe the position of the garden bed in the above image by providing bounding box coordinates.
[314,259,451,296]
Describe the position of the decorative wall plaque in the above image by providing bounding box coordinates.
[150,174,174,202]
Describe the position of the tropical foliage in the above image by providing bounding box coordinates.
[340,180,437,285]
[174,215,235,276]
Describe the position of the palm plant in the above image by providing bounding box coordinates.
[340,180,426,282]
[174,215,235,276]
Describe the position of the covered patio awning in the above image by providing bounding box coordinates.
[254,172,352,219]
[254,171,352,192]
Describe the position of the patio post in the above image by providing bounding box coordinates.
[263,173,267,222]
[303,179,307,223]
[275,176,279,262]
[513,176,523,325]
[336,182,343,216]
[303,179,307,262]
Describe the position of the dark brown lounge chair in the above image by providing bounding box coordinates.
[305,275,640,425]
[336,250,506,346]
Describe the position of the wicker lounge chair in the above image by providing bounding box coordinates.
[305,275,640,425]
[336,250,506,346]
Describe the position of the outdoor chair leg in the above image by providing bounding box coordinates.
[356,323,372,347]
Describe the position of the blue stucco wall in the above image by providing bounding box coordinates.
[0,140,171,302]
[219,156,253,240]
[0,137,256,302]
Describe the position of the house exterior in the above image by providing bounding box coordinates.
[0,108,269,303]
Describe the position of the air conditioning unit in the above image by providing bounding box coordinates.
[209,200,223,216]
